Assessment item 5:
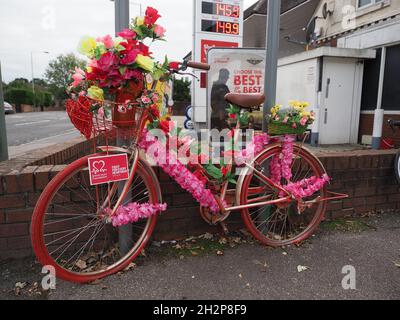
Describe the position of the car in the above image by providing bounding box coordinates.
[3,102,15,114]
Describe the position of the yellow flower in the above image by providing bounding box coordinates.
[86,66,93,73]
[136,54,155,72]
[301,111,311,117]
[114,37,126,51]
[88,86,104,101]
[78,36,97,58]
[136,16,144,26]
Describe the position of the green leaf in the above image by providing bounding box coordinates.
[204,164,223,180]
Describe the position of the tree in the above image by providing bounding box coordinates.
[4,88,34,112]
[173,78,191,102]
[7,78,30,89]
[45,53,86,100]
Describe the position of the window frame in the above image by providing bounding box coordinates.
[357,0,383,10]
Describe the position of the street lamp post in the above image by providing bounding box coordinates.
[31,51,49,111]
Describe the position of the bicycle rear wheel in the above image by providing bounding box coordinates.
[239,145,327,247]
[31,153,160,283]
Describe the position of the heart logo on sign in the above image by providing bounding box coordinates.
[92,161,106,174]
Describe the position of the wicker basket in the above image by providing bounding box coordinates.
[268,121,308,136]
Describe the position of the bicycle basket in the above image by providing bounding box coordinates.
[66,96,149,143]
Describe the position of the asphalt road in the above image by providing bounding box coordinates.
[1,213,399,300]
[4,112,80,158]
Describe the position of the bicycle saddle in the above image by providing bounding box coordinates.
[224,93,265,109]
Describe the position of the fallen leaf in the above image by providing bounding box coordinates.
[219,237,228,245]
[191,251,199,256]
[297,265,309,273]
[216,250,224,256]
[15,282,27,289]
[75,260,87,270]
[174,244,183,250]
[238,273,243,278]
[282,252,288,256]
[202,233,213,240]
[124,263,136,272]
[394,261,400,268]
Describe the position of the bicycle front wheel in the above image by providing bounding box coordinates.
[239,145,328,247]
[31,153,161,283]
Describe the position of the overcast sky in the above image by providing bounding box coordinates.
[0,0,258,83]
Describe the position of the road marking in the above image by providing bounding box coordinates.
[15,120,52,126]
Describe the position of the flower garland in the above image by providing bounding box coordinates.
[285,175,330,199]
[110,203,167,227]
[268,135,330,198]
[139,130,221,213]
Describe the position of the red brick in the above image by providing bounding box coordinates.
[7,236,31,250]
[27,193,41,206]
[17,166,37,192]
[0,238,7,250]
[0,175,4,195]
[34,165,54,191]
[5,209,33,223]
[50,165,68,179]
[343,197,366,208]
[327,201,343,211]
[4,170,19,193]
[0,223,28,238]
[0,210,4,223]
[0,194,25,209]
[365,195,387,205]
[354,187,376,197]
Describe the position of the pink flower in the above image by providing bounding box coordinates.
[300,117,308,126]
[141,96,151,104]
[120,49,140,65]
[72,67,85,87]
[283,117,289,124]
[292,123,297,129]
[154,25,166,38]
[97,52,118,72]
[97,35,114,49]
[118,29,136,40]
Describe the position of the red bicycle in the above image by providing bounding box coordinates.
[31,61,347,283]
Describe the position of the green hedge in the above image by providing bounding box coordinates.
[4,88,34,106]
[4,88,54,108]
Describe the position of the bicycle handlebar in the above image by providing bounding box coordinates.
[186,61,210,71]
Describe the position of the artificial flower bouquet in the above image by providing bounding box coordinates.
[66,6,171,134]
[268,101,315,135]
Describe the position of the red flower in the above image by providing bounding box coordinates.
[145,7,161,26]
[120,49,140,65]
[169,61,180,70]
[159,120,171,133]
[229,113,237,119]
[221,167,229,177]
[97,52,118,72]
[117,28,136,40]
[149,104,160,118]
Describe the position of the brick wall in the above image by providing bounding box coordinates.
[0,149,399,260]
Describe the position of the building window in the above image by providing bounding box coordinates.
[361,48,381,111]
[357,0,383,9]
[382,44,400,111]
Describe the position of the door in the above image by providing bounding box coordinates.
[320,58,357,144]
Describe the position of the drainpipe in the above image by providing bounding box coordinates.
[372,46,386,150]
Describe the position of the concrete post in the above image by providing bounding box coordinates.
[262,0,281,132]
[0,61,9,161]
